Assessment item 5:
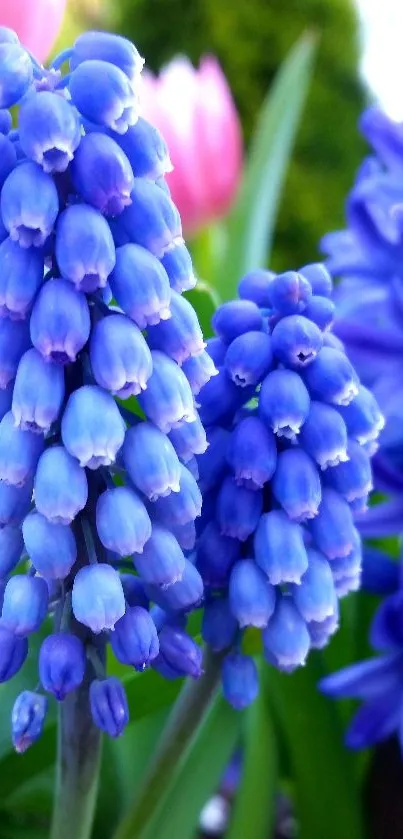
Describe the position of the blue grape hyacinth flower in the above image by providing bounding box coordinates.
[0,26,210,749]
[320,588,403,752]
[321,106,403,569]
[194,264,381,708]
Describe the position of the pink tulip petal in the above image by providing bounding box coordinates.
[0,0,66,63]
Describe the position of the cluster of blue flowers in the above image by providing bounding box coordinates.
[322,106,403,536]
[0,27,214,751]
[319,106,403,752]
[194,265,383,709]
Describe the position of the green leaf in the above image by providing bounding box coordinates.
[138,693,241,839]
[216,31,317,301]
[269,656,365,839]
[185,280,220,338]
[226,663,277,839]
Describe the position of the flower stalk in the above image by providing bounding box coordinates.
[113,648,223,839]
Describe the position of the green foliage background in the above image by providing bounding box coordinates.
[113,0,365,270]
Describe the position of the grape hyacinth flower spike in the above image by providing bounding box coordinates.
[0,26,210,753]
[194,265,381,709]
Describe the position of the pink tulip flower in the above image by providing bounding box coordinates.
[0,0,67,63]
[141,56,243,235]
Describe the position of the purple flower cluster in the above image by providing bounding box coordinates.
[194,265,382,710]
[322,106,403,575]
[0,27,211,751]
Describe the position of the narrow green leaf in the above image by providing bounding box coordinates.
[217,31,317,301]
[269,656,365,839]
[138,693,241,839]
[226,663,277,839]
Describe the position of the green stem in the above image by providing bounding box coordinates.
[50,635,105,839]
[113,648,223,839]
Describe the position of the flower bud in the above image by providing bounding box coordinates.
[56,204,116,292]
[0,412,44,487]
[123,422,181,500]
[290,549,336,623]
[197,368,244,428]
[263,596,310,672]
[109,243,171,328]
[89,677,129,738]
[0,109,12,135]
[110,606,159,670]
[330,530,362,581]
[0,317,31,389]
[227,416,277,489]
[39,632,86,700]
[61,385,126,469]
[216,476,263,541]
[196,426,230,492]
[325,439,373,504]
[71,133,134,216]
[30,278,90,365]
[259,368,310,438]
[170,520,196,550]
[271,315,323,368]
[144,559,203,613]
[152,463,202,526]
[96,487,151,556]
[181,351,218,396]
[1,161,59,248]
[254,510,308,585]
[272,448,321,522]
[72,564,125,633]
[0,43,33,109]
[161,242,196,293]
[19,91,81,173]
[133,524,185,588]
[90,314,152,398]
[202,597,237,652]
[116,117,170,179]
[156,625,202,679]
[0,626,28,682]
[34,446,88,524]
[167,415,207,463]
[111,178,181,256]
[300,263,332,297]
[196,521,240,588]
[224,330,273,387]
[238,269,274,307]
[268,271,312,315]
[206,337,227,367]
[304,296,335,331]
[221,653,259,710]
[308,604,339,650]
[70,31,143,82]
[0,237,44,320]
[337,385,385,445]
[1,575,48,636]
[12,349,65,433]
[120,574,149,609]
[212,300,262,343]
[138,351,196,433]
[147,290,205,364]
[229,559,275,628]
[11,691,47,753]
[302,347,359,406]
[0,474,33,527]
[23,512,77,579]
[299,401,349,469]
[0,526,24,575]
[309,488,355,560]
[70,60,138,134]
